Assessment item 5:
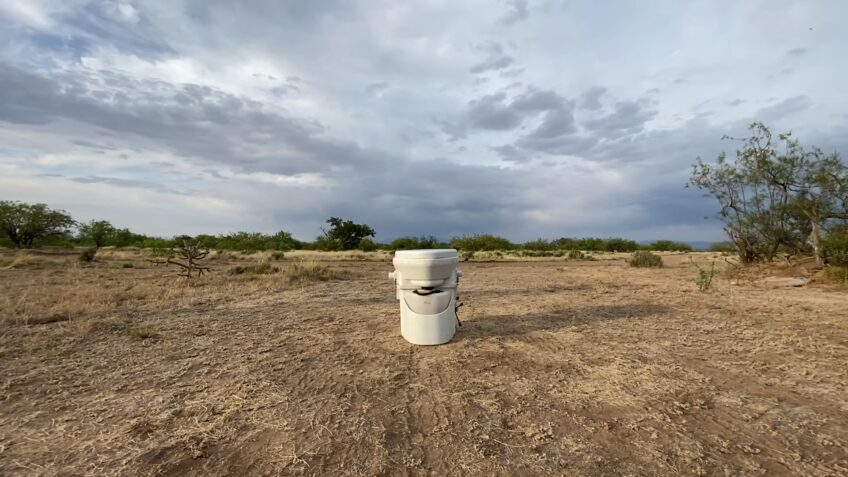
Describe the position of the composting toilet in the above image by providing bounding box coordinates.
[388,249,462,345]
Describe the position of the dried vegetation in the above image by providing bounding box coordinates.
[0,248,846,476]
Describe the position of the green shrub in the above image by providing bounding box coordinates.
[270,251,286,260]
[647,240,694,252]
[122,262,134,268]
[629,251,663,268]
[708,241,736,253]
[824,266,848,283]
[694,260,717,291]
[149,247,174,258]
[389,236,443,250]
[604,238,641,252]
[78,247,97,263]
[357,238,378,252]
[450,234,514,252]
[823,227,848,267]
[522,238,553,251]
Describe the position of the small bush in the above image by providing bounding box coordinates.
[78,247,97,263]
[629,251,663,268]
[228,263,279,275]
[647,240,694,252]
[357,238,378,252]
[270,251,286,260]
[522,238,553,251]
[122,262,134,268]
[708,241,736,253]
[693,259,717,291]
[824,266,848,284]
[823,227,848,267]
[285,262,350,283]
[450,234,514,252]
[128,326,155,340]
[461,250,475,261]
[567,250,585,260]
[149,247,174,258]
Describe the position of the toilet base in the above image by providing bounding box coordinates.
[400,305,457,345]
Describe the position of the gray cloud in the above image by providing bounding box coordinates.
[469,43,515,73]
[525,108,577,139]
[584,100,657,138]
[757,95,811,120]
[365,81,388,95]
[500,0,529,25]
[70,176,179,194]
[786,47,809,57]
[578,87,606,110]
[0,64,387,175]
[467,92,523,129]
[449,88,574,137]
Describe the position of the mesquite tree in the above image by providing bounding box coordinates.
[78,220,116,249]
[0,201,75,248]
[691,122,848,265]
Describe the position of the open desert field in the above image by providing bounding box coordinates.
[1,250,846,476]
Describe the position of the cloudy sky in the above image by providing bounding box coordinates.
[1,1,846,242]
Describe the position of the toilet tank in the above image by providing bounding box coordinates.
[392,249,459,287]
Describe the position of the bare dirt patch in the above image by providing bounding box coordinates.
[0,251,846,476]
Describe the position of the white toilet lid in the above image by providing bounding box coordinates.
[394,249,458,260]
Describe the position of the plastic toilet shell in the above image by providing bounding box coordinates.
[391,249,460,288]
[389,249,462,345]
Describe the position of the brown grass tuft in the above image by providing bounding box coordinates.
[6,253,48,269]
[284,261,350,283]
[228,262,279,275]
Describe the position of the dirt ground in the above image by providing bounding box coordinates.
[0,250,846,476]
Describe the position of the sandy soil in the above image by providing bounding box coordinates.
[0,250,846,476]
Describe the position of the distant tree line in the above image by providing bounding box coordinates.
[0,202,702,254]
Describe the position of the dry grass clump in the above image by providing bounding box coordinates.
[284,261,350,283]
[228,262,279,275]
[127,325,156,340]
[5,253,49,269]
